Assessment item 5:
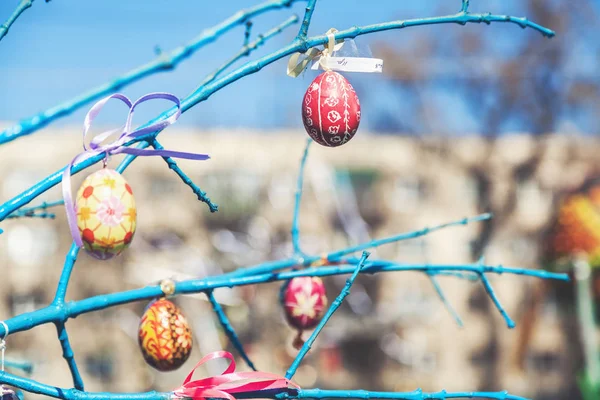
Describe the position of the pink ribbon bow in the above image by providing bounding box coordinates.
[172,351,299,400]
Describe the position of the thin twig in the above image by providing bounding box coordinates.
[427,273,464,327]
[151,139,218,212]
[461,0,470,13]
[291,138,311,258]
[285,251,370,379]
[55,322,84,390]
[0,0,34,43]
[297,0,318,39]
[206,290,257,371]
[0,0,303,146]
[0,8,555,220]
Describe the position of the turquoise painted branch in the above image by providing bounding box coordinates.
[461,0,470,12]
[288,388,529,400]
[226,213,492,279]
[0,0,303,146]
[0,12,299,223]
[0,259,568,338]
[0,3,563,400]
[427,273,464,327]
[285,251,370,379]
[326,213,492,261]
[100,15,300,215]
[291,138,311,258]
[151,139,218,212]
[55,322,84,390]
[5,200,63,220]
[206,290,257,371]
[196,14,300,90]
[0,0,34,43]
[0,7,554,223]
[0,368,533,400]
[297,0,318,39]
[3,359,33,375]
[6,211,55,219]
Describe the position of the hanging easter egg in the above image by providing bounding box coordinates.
[75,168,136,260]
[302,70,361,147]
[138,298,193,371]
[282,277,328,331]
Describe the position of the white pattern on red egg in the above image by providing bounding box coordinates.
[301,71,360,147]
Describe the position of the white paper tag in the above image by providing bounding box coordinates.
[311,56,383,73]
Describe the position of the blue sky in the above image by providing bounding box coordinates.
[0,1,591,134]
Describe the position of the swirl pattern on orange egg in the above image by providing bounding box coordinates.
[138,298,193,371]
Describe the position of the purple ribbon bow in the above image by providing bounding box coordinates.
[62,92,209,248]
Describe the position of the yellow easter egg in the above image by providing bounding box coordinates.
[75,168,136,260]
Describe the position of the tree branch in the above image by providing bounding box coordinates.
[0,9,555,222]
[0,0,34,43]
[0,0,303,146]
[296,0,318,39]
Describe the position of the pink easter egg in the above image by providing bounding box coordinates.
[282,277,328,331]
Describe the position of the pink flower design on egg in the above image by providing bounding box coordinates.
[96,196,125,227]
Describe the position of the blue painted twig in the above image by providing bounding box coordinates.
[200,14,299,89]
[0,260,568,338]
[206,290,257,371]
[151,139,218,212]
[6,212,55,219]
[0,0,303,146]
[291,139,312,258]
[227,213,492,278]
[0,368,532,400]
[478,272,515,328]
[3,359,33,374]
[55,323,84,390]
[0,0,34,43]
[296,0,318,39]
[54,245,79,304]
[461,0,470,13]
[0,6,555,220]
[290,388,529,400]
[108,16,300,206]
[326,213,492,261]
[427,273,464,327]
[5,200,63,220]
[431,270,479,281]
[0,4,561,400]
[285,251,370,379]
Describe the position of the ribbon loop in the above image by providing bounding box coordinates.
[172,351,299,400]
[62,92,210,248]
[82,93,132,153]
[287,27,383,77]
[287,28,342,78]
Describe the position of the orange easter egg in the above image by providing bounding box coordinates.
[138,298,193,371]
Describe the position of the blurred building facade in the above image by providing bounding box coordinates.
[0,129,598,400]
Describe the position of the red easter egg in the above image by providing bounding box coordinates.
[282,277,328,330]
[301,71,361,147]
